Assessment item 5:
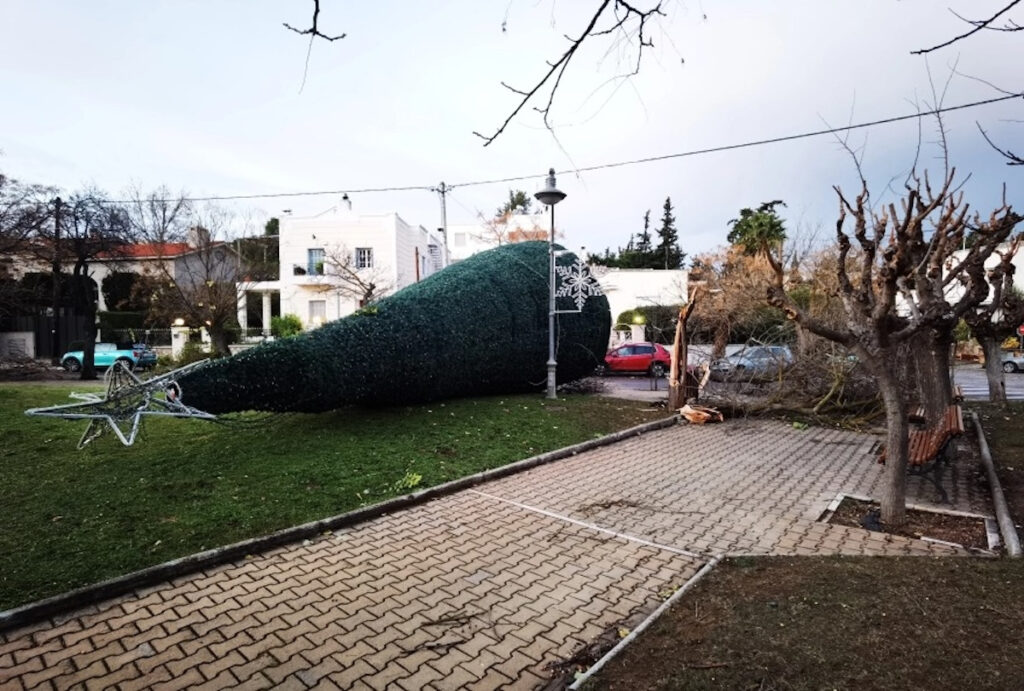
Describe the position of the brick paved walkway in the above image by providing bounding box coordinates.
[0,420,990,690]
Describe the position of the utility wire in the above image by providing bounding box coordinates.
[107,184,433,205]
[450,93,1024,188]
[106,93,1021,204]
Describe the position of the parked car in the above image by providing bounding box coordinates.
[133,344,158,370]
[1002,352,1024,373]
[709,345,794,381]
[597,342,673,377]
[60,343,142,372]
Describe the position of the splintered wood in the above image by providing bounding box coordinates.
[679,404,723,425]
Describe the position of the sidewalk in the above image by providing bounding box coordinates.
[0,420,987,690]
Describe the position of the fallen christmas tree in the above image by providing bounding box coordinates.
[178,241,610,413]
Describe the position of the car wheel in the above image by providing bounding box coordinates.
[63,357,81,373]
[650,362,667,378]
[594,363,607,377]
[115,357,135,372]
[1003,361,1018,374]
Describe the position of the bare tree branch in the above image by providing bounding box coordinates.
[912,0,1022,54]
[978,122,1024,165]
[284,0,346,42]
[474,0,664,146]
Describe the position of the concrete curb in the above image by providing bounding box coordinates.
[971,411,1022,557]
[0,414,680,634]
[568,556,721,689]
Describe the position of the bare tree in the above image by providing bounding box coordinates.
[0,173,52,316]
[126,193,249,356]
[767,170,1021,525]
[0,172,51,254]
[316,242,393,309]
[34,191,133,379]
[964,238,1024,405]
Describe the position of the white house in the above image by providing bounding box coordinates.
[239,206,448,332]
[446,213,550,262]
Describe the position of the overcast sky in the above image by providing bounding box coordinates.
[1,1,1020,259]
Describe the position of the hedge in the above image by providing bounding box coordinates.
[178,242,610,413]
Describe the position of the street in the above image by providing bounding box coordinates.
[598,364,1024,403]
[954,363,1024,402]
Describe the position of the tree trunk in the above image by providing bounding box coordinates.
[668,310,684,411]
[914,328,953,425]
[74,265,99,380]
[712,323,728,360]
[209,326,230,358]
[872,359,909,527]
[981,336,1009,406]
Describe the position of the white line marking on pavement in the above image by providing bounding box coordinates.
[468,489,706,559]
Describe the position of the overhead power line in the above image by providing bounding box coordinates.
[107,184,434,205]
[450,93,1024,188]
[107,93,1021,204]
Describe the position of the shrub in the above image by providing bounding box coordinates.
[177,341,209,367]
[179,242,611,413]
[271,314,303,338]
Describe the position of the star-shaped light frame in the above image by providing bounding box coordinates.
[25,360,217,448]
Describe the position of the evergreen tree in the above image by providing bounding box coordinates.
[637,210,652,254]
[589,205,686,269]
[656,197,684,269]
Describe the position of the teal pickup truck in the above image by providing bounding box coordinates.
[60,343,147,372]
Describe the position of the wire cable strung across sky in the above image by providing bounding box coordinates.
[109,93,1022,204]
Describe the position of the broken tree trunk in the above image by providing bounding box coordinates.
[669,296,698,410]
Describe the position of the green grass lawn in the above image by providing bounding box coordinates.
[0,383,663,611]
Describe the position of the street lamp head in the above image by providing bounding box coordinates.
[534,168,566,207]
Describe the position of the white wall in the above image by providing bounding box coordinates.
[447,213,550,262]
[594,268,689,326]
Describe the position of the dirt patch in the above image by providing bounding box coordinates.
[829,497,990,551]
[576,499,644,517]
[975,404,1024,536]
[588,556,1024,691]
[0,359,75,382]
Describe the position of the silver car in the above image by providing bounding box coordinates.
[710,345,794,381]
[1002,352,1024,373]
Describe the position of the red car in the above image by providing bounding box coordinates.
[597,342,672,377]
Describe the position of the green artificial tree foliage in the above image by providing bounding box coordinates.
[179,242,610,413]
[727,200,788,257]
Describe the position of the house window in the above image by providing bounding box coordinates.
[307,248,325,275]
[308,300,326,326]
[355,247,373,269]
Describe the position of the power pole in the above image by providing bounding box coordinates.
[51,197,63,362]
[434,182,449,262]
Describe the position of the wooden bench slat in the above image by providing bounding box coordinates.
[878,404,963,466]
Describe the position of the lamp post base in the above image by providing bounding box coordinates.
[546,362,558,399]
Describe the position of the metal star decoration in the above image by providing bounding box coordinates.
[25,360,217,449]
[555,257,604,312]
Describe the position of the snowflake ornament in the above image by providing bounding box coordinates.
[555,257,604,311]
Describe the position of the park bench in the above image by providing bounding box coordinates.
[878,404,965,467]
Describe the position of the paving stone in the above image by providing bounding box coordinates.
[1,421,985,689]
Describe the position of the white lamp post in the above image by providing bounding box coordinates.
[534,168,566,399]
